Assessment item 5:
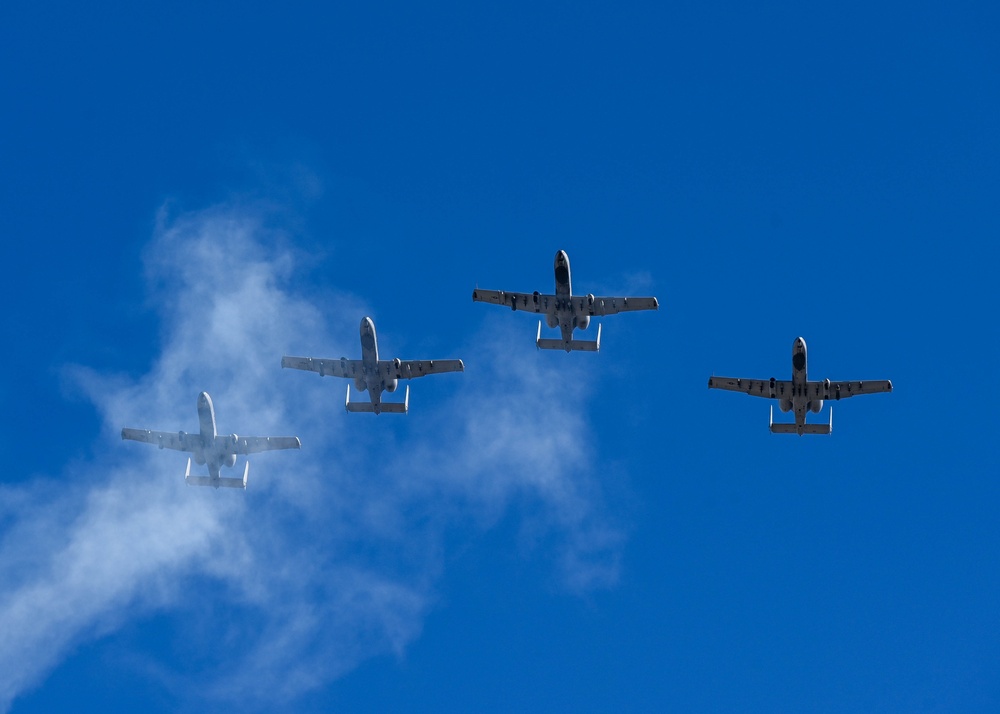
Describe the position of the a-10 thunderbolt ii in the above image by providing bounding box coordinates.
[121,392,301,488]
[281,316,464,414]
[707,337,893,435]
[472,250,659,352]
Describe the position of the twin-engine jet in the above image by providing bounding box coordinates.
[708,337,892,435]
[121,392,301,488]
[472,250,658,352]
[282,316,464,414]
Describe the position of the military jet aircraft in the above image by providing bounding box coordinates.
[121,392,301,488]
[472,250,658,352]
[282,316,464,414]
[707,337,892,435]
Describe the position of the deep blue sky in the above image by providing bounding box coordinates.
[2,2,998,712]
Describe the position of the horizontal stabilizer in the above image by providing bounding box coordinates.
[535,322,601,352]
[185,476,249,488]
[345,385,409,414]
[184,459,249,489]
[769,406,833,435]
[345,400,376,412]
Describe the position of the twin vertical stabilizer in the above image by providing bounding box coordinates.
[184,457,251,488]
[769,406,833,435]
[535,321,602,352]
[345,384,410,414]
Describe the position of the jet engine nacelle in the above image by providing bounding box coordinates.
[810,400,824,414]
[223,435,240,467]
[354,376,367,392]
[576,314,591,330]
[194,452,206,465]
[546,312,559,329]
[779,399,792,413]
[385,377,398,393]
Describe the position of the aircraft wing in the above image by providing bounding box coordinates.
[281,355,362,379]
[472,289,552,314]
[381,359,465,381]
[575,295,659,316]
[231,436,301,454]
[707,377,792,399]
[816,379,893,400]
[121,428,199,452]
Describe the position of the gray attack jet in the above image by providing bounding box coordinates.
[472,250,659,352]
[121,392,301,488]
[282,316,464,414]
[708,337,892,435]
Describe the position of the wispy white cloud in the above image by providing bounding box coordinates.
[0,204,624,711]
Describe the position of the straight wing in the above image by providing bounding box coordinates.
[381,359,465,381]
[121,428,199,452]
[574,295,659,316]
[281,355,362,379]
[231,436,301,454]
[707,377,792,399]
[472,289,552,314]
[814,379,893,400]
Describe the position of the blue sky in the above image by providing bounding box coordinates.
[1,1,998,711]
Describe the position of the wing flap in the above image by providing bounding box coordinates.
[707,377,791,399]
[281,355,360,379]
[121,428,195,452]
[580,295,659,316]
[472,289,551,314]
[822,379,893,400]
[234,436,301,454]
[386,359,465,380]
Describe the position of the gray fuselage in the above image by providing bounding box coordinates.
[193,392,238,478]
[551,249,590,346]
[775,337,831,434]
[357,316,385,413]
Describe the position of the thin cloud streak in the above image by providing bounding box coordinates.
[0,204,625,711]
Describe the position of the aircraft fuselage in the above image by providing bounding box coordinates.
[358,316,384,414]
[778,337,827,434]
[551,250,591,348]
[789,337,810,431]
[194,392,237,478]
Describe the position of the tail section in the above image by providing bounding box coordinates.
[184,458,249,488]
[769,406,833,435]
[345,384,409,414]
[535,321,601,352]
